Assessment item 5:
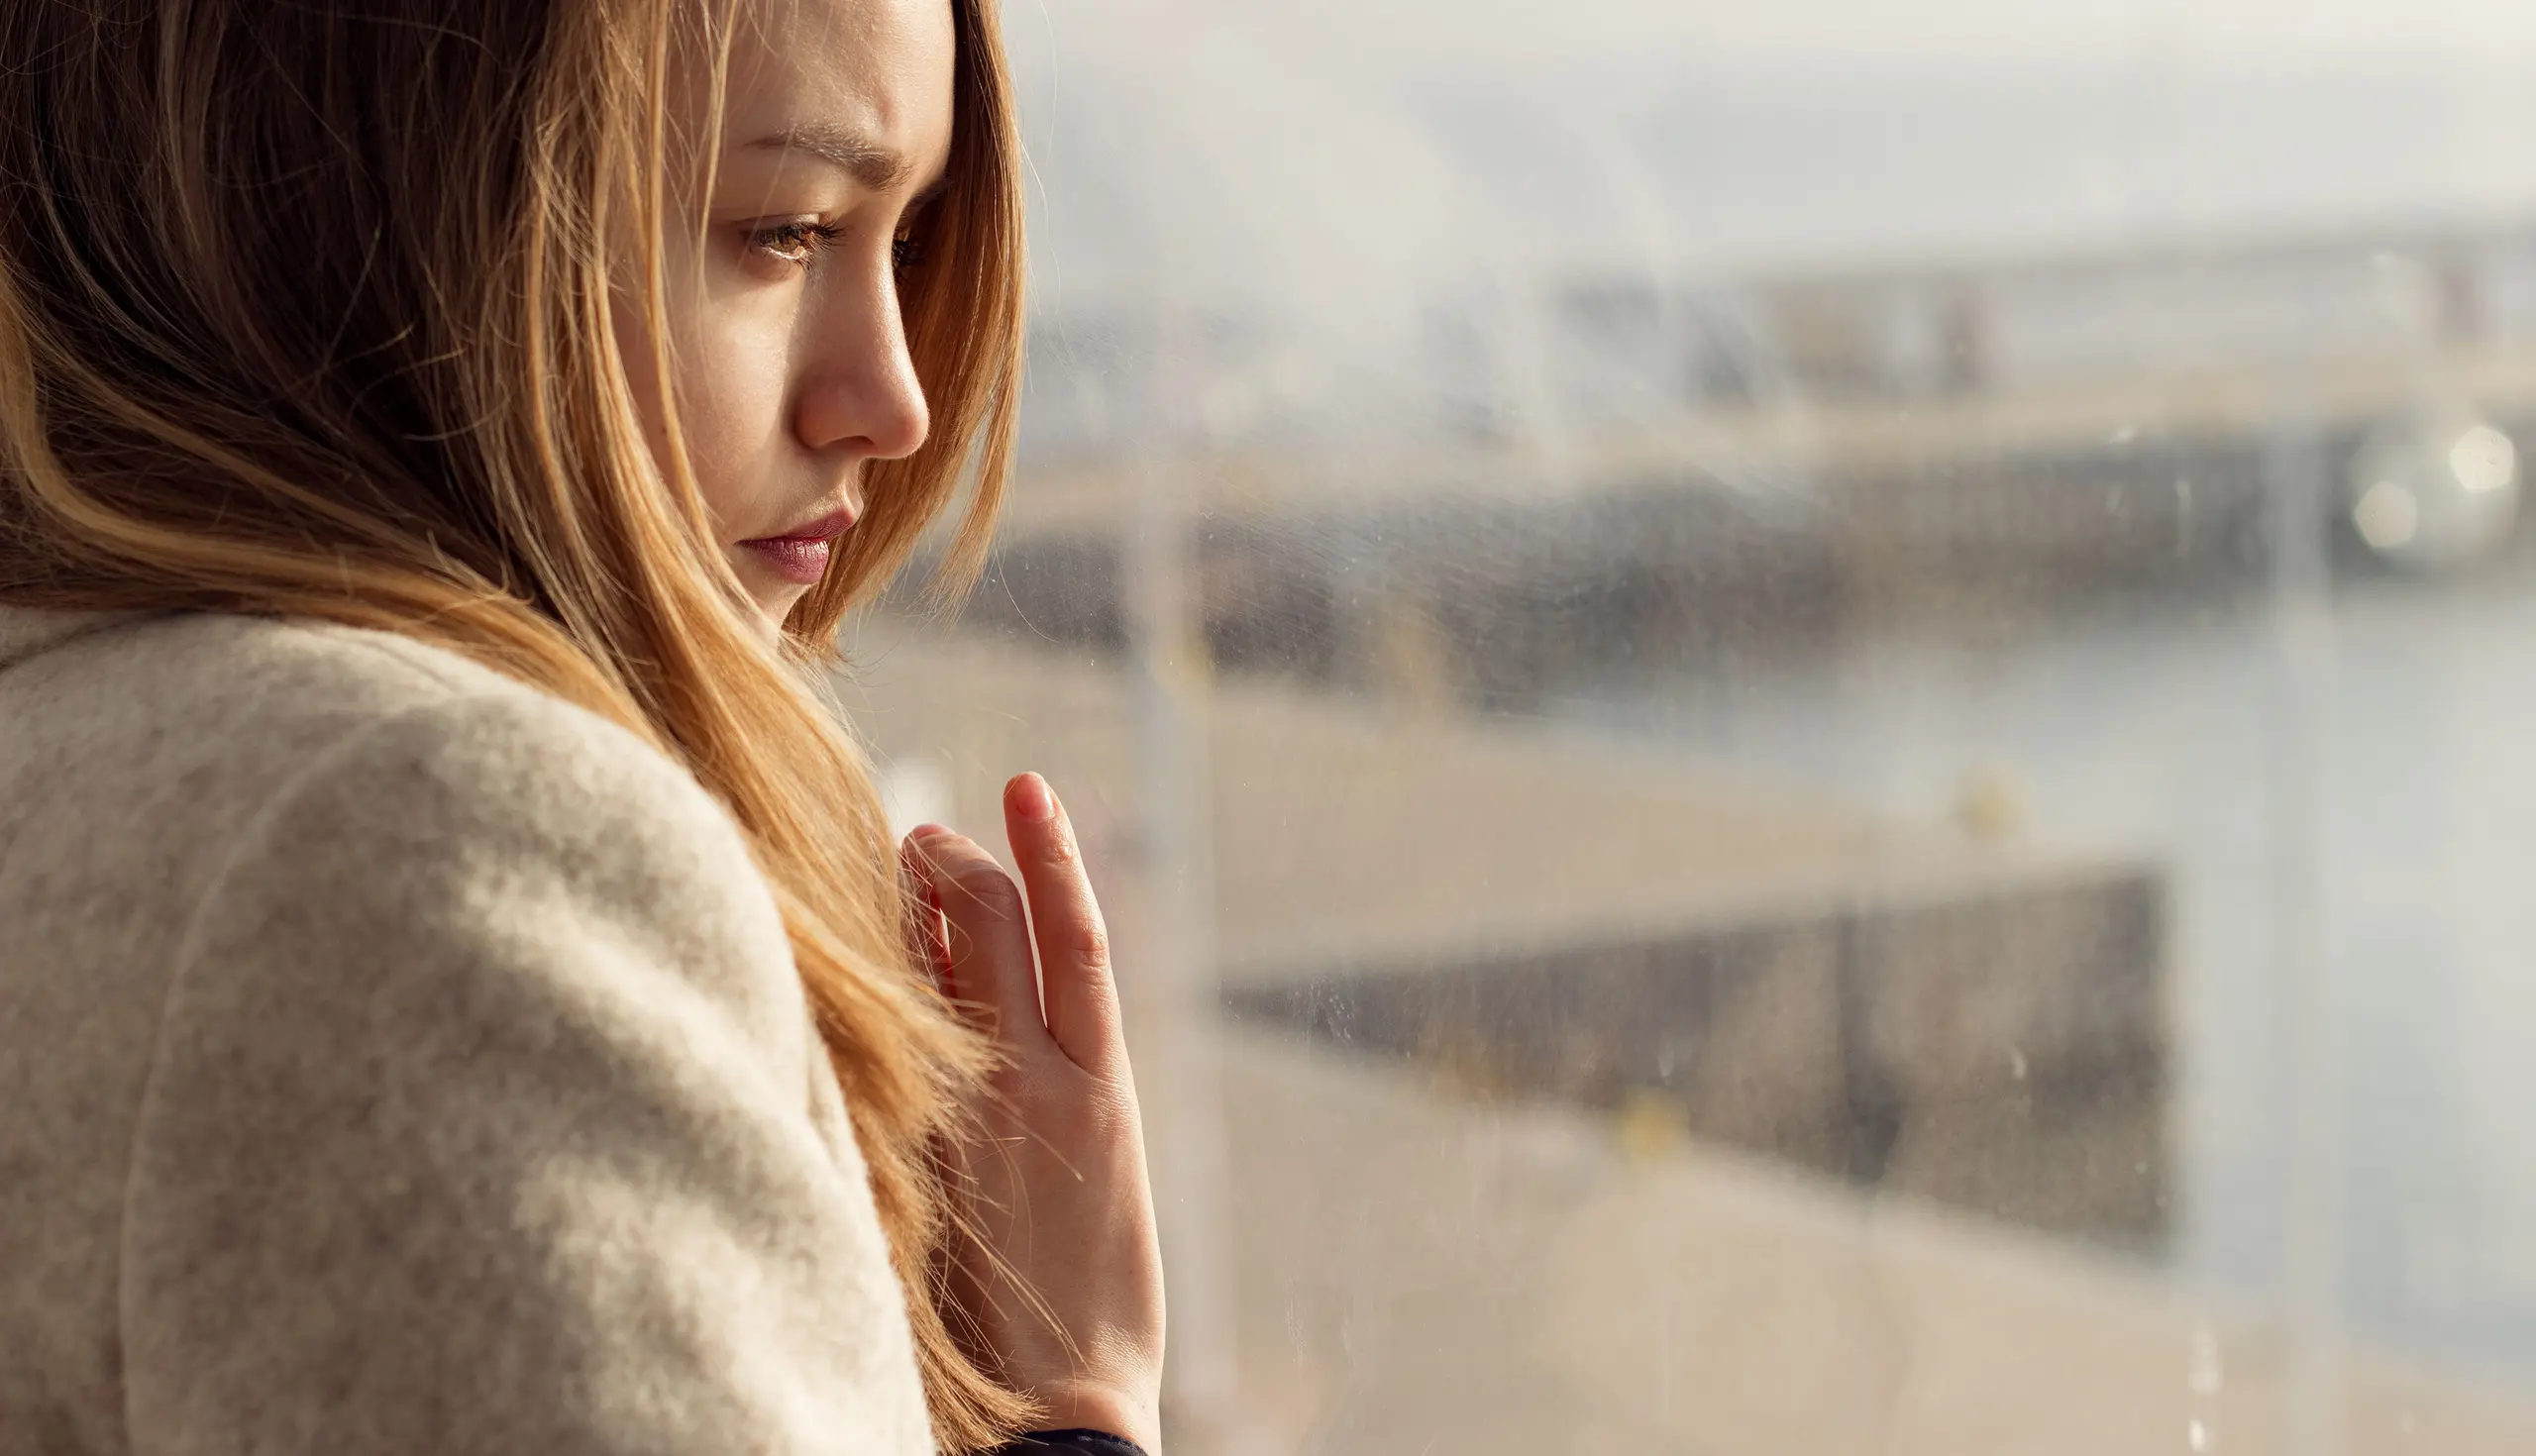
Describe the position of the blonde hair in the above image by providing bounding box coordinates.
[0,0,1030,1446]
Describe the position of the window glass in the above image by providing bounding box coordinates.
[859,4,2536,1448]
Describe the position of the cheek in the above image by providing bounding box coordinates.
[664,305,799,539]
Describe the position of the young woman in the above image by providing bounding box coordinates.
[0,0,1163,1452]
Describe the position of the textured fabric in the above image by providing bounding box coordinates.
[996,1433,1149,1455]
[0,607,936,1456]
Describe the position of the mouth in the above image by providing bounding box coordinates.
[737,508,857,586]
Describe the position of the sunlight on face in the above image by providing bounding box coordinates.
[620,0,956,624]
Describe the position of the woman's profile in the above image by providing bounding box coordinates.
[0,0,1164,1452]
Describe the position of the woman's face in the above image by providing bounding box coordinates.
[620,0,956,623]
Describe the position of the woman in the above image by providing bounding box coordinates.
[0,0,1163,1452]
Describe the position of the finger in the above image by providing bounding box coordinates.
[907,823,1050,1054]
[1004,774,1125,1075]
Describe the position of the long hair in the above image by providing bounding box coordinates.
[0,0,1031,1446]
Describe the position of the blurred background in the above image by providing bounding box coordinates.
[849,1,2536,1450]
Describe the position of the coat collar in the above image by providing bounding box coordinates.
[0,606,157,676]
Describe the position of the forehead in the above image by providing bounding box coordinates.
[720,0,955,152]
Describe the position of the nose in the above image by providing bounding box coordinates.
[791,262,931,464]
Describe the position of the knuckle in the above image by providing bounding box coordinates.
[1063,917,1112,970]
[1039,825,1087,875]
[943,863,1023,921]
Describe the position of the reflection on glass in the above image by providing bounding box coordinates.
[2348,413,2521,567]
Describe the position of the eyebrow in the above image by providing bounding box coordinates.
[742,122,921,193]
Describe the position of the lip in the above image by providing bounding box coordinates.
[738,508,857,586]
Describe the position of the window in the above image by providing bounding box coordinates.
[864,4,2536,1449]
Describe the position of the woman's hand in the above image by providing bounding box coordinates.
[903,775,1166,1453]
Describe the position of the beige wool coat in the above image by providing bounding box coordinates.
[0,607,936,1455]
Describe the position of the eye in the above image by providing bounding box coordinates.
[746,218,842,268]
[892,228,923,271]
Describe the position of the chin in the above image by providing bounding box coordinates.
[722,557,809,626]
[748,590,806,632]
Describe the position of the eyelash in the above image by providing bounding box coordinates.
[746,220,924,272]
[749,219,839,266]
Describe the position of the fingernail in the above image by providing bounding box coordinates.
[1009,773,1055,823]
[908,822,953,845]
